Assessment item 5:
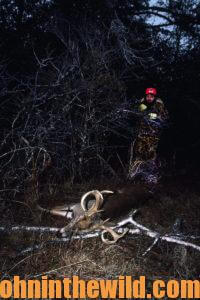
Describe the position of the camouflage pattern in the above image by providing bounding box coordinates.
[128,97,168,183]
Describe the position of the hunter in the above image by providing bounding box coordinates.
[128,87,168,183]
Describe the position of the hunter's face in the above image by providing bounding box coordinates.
[146,94,155,103]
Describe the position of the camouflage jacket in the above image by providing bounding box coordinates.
[135,97,169,136]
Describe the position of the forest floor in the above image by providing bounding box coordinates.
[1,172,200,298]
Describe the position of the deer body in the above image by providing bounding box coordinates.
[101,184,152,220]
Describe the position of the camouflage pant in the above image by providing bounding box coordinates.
[128,133,160,183]
[134,133,159,160]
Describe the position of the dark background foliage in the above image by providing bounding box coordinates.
[0,0,200,191]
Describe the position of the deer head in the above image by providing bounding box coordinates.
[38,184,152,244]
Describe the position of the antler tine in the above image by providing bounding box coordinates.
[100,190,114,195]
[80,190,104,214]
[101,226,129,245]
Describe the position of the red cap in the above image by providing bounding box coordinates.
[146,88,157,95]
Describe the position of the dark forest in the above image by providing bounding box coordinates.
[1,0,200,184]
[1,0,200,288]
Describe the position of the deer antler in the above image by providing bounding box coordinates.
[80,189,129,244]
[59,190,105,234]
[80,190,104,214]
[100,190,114,195]
[101,226,129,245]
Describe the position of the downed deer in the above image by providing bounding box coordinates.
[37,185,152,244]
[3,187,200,255]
